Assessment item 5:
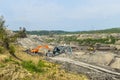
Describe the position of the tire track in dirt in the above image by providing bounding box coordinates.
[50,57,120,76]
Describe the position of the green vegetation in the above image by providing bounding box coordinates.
[76,36,117,45]
[0,16,25,55]
[0,46,4,53]
[0,16,8,49]
[0,16,15,53]
[45,38,55,43]
[4,57,12,63]
[17,27,27,38]
[0,63,5,68]
[47,35,118,46]
[21,60,47,73]
[9,44,16,54]
[26,30,70,35]
[24,28,120,36]
[0,16,88,80]
[80,28,120,34]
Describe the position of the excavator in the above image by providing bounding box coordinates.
[25,45,72,57]
[30,45,50,53]
[46,46,72,57]
[25,45,50,55]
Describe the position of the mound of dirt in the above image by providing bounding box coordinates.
[110,58,120,69]
[58,51,115,66]
[80,52,115,66]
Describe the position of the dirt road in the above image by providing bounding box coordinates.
[50,57,120,76]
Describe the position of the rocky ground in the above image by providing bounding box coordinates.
[16,35,120,80]
[46,57,120,80]
[17,35,44,49]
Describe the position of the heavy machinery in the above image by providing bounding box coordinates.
[25,45,72,57]
[30,45,50,53]
[25,45,50,55]
[46,46,72,57]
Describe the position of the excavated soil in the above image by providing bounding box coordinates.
[17,35,120,80]
[45,50,120,80]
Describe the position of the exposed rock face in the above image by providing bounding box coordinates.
[5,28,15,36]
[17,35,44,49]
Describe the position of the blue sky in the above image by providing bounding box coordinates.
[0,0,120,31]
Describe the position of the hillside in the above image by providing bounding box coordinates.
[26,28,120,35]
[0,17,88,80]
[1,15,120,80]
[26,30,70,35]
[80,28,120,34]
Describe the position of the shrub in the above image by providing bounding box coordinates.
[17,27,27,38]
[0,46,4,53]
[3,37,10,49]
[21,60,44,73]
[0,63,5,68]
[9,45,15,54]
[46,39,54,43]
[4,57,12,63]
[37,60,46,67]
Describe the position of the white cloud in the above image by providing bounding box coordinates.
[9,0,64,23]
[3,0,120,21]
[64,1,120,20]
[1,0,120,30]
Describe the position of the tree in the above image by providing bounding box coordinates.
[17,27,27,38]
[0,16,6,40]
[0,16,9,49]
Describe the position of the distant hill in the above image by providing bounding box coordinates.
[26,30,71,35]
[80,28,120,34]
[26,28,120,35]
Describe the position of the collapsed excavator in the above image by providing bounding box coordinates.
[46,46,72,57]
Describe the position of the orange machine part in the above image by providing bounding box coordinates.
[30,45,50,53]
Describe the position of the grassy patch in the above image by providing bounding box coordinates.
[21,60,46,73]
[4,57,12,62]
[3,57,20,65]
[14,45,89,80]
[9,44,16,54]
[0,63,6,67]
[0,46,4,54]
